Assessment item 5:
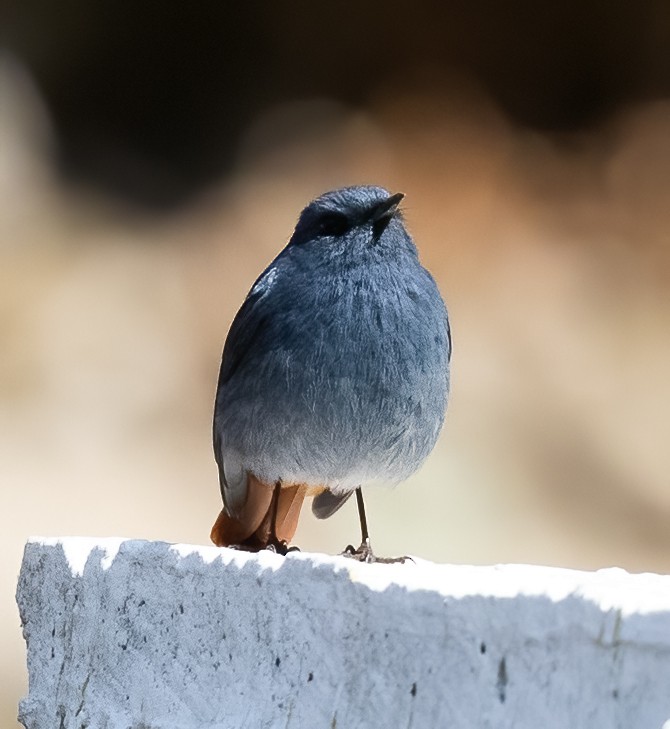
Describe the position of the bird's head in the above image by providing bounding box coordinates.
[288,186,408,252]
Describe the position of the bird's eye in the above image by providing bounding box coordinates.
[316,212,349,237]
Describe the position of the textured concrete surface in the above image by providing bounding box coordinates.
[16,538,670,729]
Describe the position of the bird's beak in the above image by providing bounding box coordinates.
[371,192,405,223]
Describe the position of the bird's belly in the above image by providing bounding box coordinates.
[221,365,447,494]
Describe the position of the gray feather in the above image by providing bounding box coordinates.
[213,185,451,510]
[312,491,353,519]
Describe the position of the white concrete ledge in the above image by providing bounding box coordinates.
[16,538,670,729]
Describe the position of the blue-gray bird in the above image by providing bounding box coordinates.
[211,185,451,561]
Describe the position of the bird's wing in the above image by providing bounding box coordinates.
[217,284,270,388]
[446,315,452,363]
[213,264,283,516]
[312,490,353,519]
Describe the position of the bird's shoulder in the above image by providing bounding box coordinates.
[216,252,299,386]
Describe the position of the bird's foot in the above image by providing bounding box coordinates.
[225,543,257,552]
[341,538,410,564]
[342,538,374,562]
[225,539,298,555]
[264,540,299,556]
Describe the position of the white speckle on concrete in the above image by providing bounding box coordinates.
[16,538,670,729]
[33,536,127,577]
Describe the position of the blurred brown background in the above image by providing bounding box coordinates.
[2,2,670,725]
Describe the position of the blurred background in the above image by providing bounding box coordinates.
[1,1,670,724]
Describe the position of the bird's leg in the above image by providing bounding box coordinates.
[262,481,292,555]
[341,488,375,563]
[341,487,409,564]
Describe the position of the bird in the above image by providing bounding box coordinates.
[211,185,451,562]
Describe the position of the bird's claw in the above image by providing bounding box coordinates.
[341,538,411,564]
[265,540,291,556]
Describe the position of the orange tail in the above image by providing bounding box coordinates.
[210,475,306,549]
